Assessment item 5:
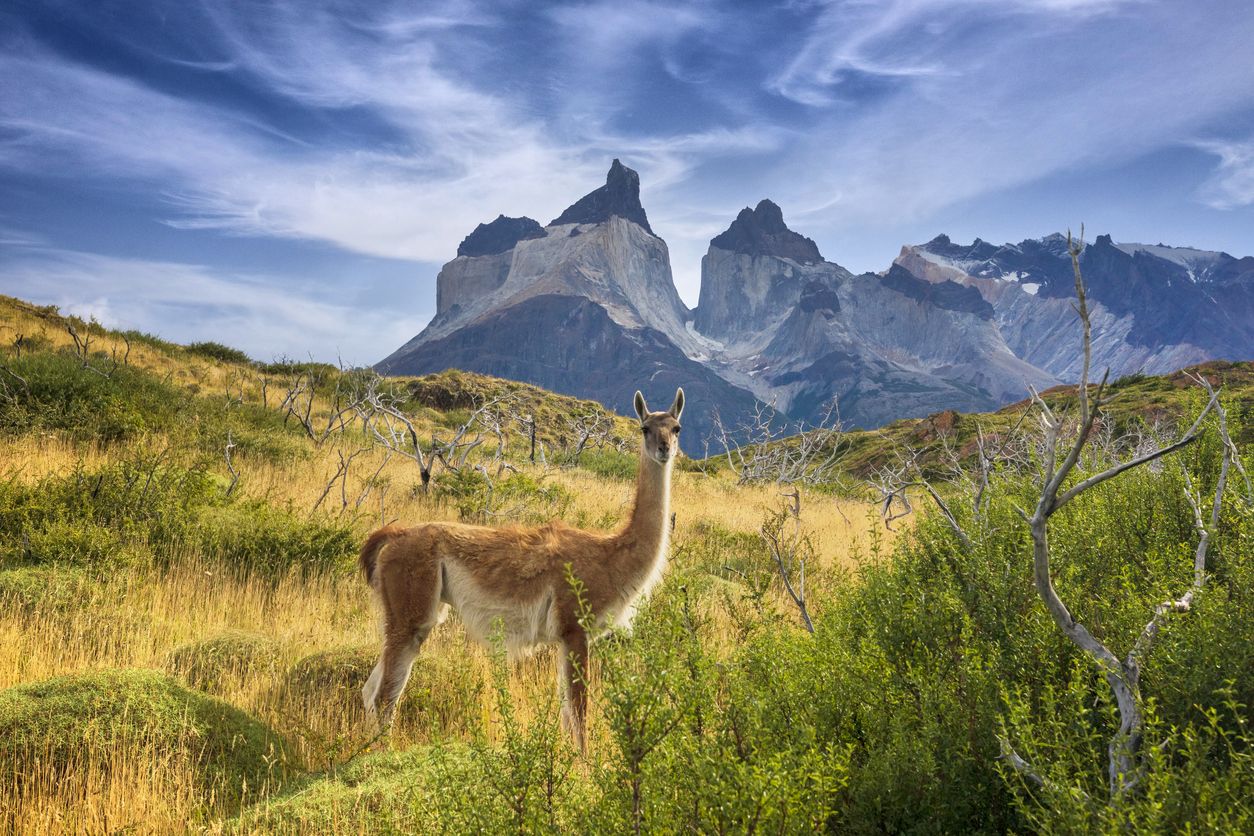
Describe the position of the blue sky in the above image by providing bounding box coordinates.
[2,0,1253,364]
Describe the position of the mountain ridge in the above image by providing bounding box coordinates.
[378,161,1254,437]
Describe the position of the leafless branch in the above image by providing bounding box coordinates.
[710,398,845,487]
[760,504,815,633]
[223,431,239,497]
[66,320,118,379]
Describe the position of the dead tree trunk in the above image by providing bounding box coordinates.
[1000,229,1227,800]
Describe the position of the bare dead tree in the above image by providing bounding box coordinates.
[508,408,550,468]
[760,492,816,634]
[281,365,368,446]
[711,398,845,486]
[312,446,370,512]
[869,448,972,549]
[998,229,1224,800]
[223,371,247,409]
[0,362,30,405]
[66,320,118,379]
[354,449,393,511]
[563,411,614,465]
[359,379,437,491]
[223,431,239,497]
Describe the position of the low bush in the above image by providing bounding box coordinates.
[434,469,573,524]
[0,457,355,577]
[186,341,253,365]
[0,349,304,461]
[576,447,637,480]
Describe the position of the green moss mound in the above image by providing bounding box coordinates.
[0,669,290,804]
[275,646,481,740]
[231,746,475,832]
[0,565,104,613]
[166,631,282,693]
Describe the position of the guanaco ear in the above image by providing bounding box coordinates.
[634,390,649,423]
[669,387,685,420]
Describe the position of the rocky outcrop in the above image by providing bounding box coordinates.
[710,200,822,264]
[694,201,845,345]
[457,215,545,257]
[549,159,653,234]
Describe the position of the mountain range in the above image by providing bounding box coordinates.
[377,161,1254,440]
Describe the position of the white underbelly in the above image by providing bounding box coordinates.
[441,562,557,654]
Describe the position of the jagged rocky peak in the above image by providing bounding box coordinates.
[549,159,653,234]
[457,215,546,257]
[711,199,823,264]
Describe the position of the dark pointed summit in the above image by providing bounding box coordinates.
[549,159,654,234]
[457,215,546,257]
[710,199,822,264]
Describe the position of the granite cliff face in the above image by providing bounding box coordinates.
[379,161,1253,437]
[377,161,748,440]
[693,205,1055,427]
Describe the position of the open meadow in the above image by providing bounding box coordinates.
[0,295,1251,834]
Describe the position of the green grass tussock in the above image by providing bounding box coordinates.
[166,631,283,693]
[230,746,479,833]
[273,646,482,743]
[0,669,289,805]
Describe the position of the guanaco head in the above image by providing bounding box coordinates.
[634,388,684,466]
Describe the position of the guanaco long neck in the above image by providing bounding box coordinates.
[617,450,673,570]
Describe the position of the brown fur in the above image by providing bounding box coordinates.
[358,524,405,584]
[360,388,684,751]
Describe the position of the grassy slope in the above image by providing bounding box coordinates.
[0,294,883,829]
[1,293,1249,832]
[839,361,1254,476]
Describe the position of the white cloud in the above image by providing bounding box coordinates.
[0,246,418,365]
[1193,139,1254,210]
[759,0,1254,233]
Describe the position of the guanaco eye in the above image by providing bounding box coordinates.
[674,425,682,434]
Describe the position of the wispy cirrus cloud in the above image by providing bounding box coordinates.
[1193,138,1254,210]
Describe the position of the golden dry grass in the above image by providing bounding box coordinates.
[0,425,892,831]
[0,295,899,830]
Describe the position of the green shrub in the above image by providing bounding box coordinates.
[0,352,179,442]
[0,348,303,460]
[434,469,573,524]
[0,457,355,577]
[0,565,102,613]
[186,341,253,365]
[577,447,637,480]
[0,669,289,805]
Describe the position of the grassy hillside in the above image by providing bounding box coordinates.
[0,294,1250,833]
[840,361,1254,477]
